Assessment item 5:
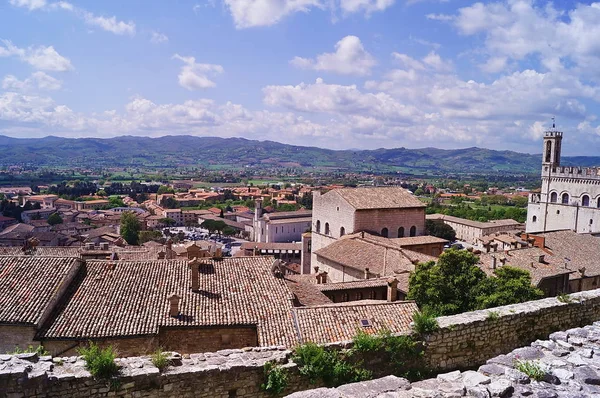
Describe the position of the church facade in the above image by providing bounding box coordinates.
[527,129,600,234]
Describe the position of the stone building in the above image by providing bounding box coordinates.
[427,214,523,245]
[310,187,427,275]
[527,128,600,233]
[253,201,312,243]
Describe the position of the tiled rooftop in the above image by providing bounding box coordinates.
[0,256,80,326]
[292,300,419,344]
[39,257,298,347]
[333,187,426,210]
[427,214,522,229]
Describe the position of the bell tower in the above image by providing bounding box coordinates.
[542,117,562,168]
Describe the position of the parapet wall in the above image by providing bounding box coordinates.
[4,289,600,398]
[544,165,600,180]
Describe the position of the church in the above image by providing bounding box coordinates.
[526,127,600,234]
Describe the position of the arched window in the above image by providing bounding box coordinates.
[340,227,345,237]
[316,220,321,233]
[562,193,569,204]
[582,195,590,207]
[409,226,417,237]
[325,222,330,235]
[532,216,537,223]
[381,228,388,238]
[550,192,558,203]
[545,141,552,163]
[398,227,404,238]
[598,197,600,208]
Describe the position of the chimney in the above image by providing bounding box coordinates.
[320,271,328,284]
[492,256,497,270]
[166,239,173,251]
[100,242,109,251]
[188,257,200,291]
[538,255,545,263]
[168,294,180,317]
[313,266,319,274]
[158,250,166,260]
[387,277,398,302]
[500,257,507,266]
[364,267,370,280]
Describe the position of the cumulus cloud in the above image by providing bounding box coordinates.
[290,36,376,76]
[83,12,136,35]
[150,31,169,44]
[173,54,224,90]
[0,40,73,71]
[10,0,136,36]
[8,0,46,10]
[223,0,395,28]
[2,72,62,91]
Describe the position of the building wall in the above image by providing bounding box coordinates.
[264,220,311,243]
[43,336,158,357]
[0,325,37,353]
[323,286,393,303]
[313,256,365,283]
[354,208,425,238]
[159,326,258,353]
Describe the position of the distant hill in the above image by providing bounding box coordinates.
[1,135,598,174]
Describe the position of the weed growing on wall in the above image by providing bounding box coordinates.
[261,361,288,395]
[412,311,439,336]
[150,349,171,371]
[78,342,119,379]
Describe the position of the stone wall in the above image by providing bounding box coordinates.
[5,289,600,398]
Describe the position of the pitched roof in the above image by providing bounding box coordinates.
[292,301,419,344]
[284,277,332,307]
[426,214,522,229]
[39,257,298,347]
[0,223,34,236]
[333,187,426,210]
[537,230,600,279]
[0,256,80,326]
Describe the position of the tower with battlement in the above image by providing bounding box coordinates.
[527,128,600,234]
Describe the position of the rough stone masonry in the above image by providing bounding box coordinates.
[289,322,600,397]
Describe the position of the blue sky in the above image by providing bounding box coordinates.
[1,0,600,155]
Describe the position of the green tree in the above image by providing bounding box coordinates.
[408,250,487,315]
[138,230,162,244]
[120,212,141,245]
[157,185,175,195]
[222,226,236,237]
[425,219,456,241]
[475,266,544,309]
[47,212,63,226]
[159,217,176,227]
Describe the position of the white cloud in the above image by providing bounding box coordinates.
[391,53,424,70]
[11,0,136,36]
[263,78,420,122]
[150,31,169,44]
[173,54,224,90]
[290,36,376,76]
[223,0,394,28]
[479,56,508,74]
[9,0,46,10]
[83,12,136,35]
[2,72,62,91]
[223,0,322,28]
[426,13,453,21]
[338,0,394,15]
[422,51,452,72]
[0,40,73,72]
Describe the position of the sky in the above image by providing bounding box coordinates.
[1,0,600,155]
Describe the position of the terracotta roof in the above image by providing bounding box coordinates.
[478,247,573,286]
[40,257,298,347]
[0,223,34,236]
[285,277,332,307]
[268,217,312,225]
[391,236,448,246]
[0,256,80,326]
[314,237,416,276]
[263,210,312,221]
[332,187,425,210]
[316,277,392,292]
[537,230,600,279]
[84,226,118,239]
[426,214,522,230]
[292,300,419,344]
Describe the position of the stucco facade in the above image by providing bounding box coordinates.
[527,130,600,234]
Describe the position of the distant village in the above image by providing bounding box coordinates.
[1,128,600,360]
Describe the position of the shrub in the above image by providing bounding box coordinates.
[514,360,545,381]
[412,311,439,335]
[486,311,500,320]
[78,342,119,379]
[9,345,49,356]
[261,361,288,395]
[292,342,371,387]
[151,349,171,371]
[352,329,383,353]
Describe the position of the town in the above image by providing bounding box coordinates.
[3,127,600,397]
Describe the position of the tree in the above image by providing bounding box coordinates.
[425,219,456,242]
[222,226,236,237]
[159,217,176,227]
[475,266,544,309]
[138,230,162,244]
[47,213,63,226]
[157,185,175,195]
[408,250,487,315]
[120,212,141,245]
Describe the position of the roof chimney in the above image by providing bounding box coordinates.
[492,256,497,270]
[387,277,398,302]
[100,242,109,251]
[313,266,319,274]
[320,271,328,284]
[166,238,173,251]
[168,293,180,317]
[158,250,166,260]
[364,267,370,280]
[500,257,507,266]
[188,257,200,291]
[538,255,545,263]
